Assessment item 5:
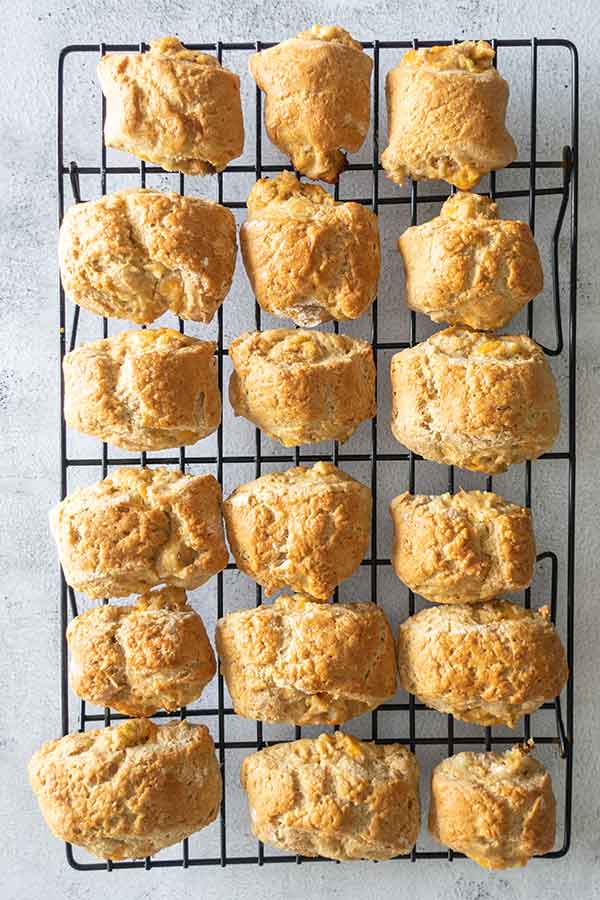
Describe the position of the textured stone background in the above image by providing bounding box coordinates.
[1,1,599,898]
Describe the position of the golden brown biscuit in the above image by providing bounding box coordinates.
[29,719,221,860]
[64,328,220,451]
[249,25,372,182]
[223,462,371,600]
[50,467,228,599]
[240,732,419,860]
[390,489,535,604]
[381,41,516,189]
[67,587,216,716]
[390,327,560,474]
[429,743,556,869]
[98,37,244,174]
[59,188,237,325]
[240,172,380,325]
[397,601,568,727]
[216,594,396,724]
[398,192,543,330]
[229,329,376,445]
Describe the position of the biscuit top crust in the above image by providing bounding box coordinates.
[229,327,369,367]
[246,171,337,219]
[438,191,499,221]
[241,731,419,799]
[407,598,552,627]
[249,731,417,771]
[225,460,371,513]
[402,40,495,73]
[228,459,364,498]
[131,584,188,611]
[438,741,547,787]
[294,25,364,52]
[148,36,221,67]
[392,487,529,518]
[34,717,205,758]
[420,326,545,363]
[72,325,215,357]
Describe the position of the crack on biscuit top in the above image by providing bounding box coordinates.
[149,36,220,68]
[246,172,336,219]
[402,40,495,73]
[295,25,363,52]
[439,191,499,221]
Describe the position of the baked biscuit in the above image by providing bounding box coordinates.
[397,601,568,727]
[64,328,220,451]
[381,41,516,189]
[50,467,228,599]
[59,188,237,324]
[67,587,216,716]
[390,327,560,473]
[429,743,556,869]
[216,594,396,724]
[29,719,221,860]
[223,462,371,600]
[249,25,372,182]
[398,192,543,330]
[240,173,380,326]
[240,732,420,860]
[98,37,244,174]
[229,329,376,445]
[390,489,535,604]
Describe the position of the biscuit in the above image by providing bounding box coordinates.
[98,37,244,174]
[249,25,372,182]
[50,467,228,599]
[398,192,543,330]
[67,586,216,716]
[240,732,420,860]
[390,489,535,604]
[223,462,371,600]
[229,329,376,446]
[429,743,556,869]
[381,41,516,189]
[397,601,568,727]
[240,172,380,326]
[29,719,221,860]
[63,328,220,451]
[390,327,560,473]
[59,188,237,324]
[216,594,396,724]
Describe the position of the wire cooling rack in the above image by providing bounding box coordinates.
[57,37,578,870]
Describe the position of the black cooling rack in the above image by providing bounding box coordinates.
[57,37,578,870]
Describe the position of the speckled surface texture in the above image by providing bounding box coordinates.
[1,1,599,898]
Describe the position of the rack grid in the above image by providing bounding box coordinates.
[57,37,578,870]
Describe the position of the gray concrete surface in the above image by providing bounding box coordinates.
[1,1,598,898]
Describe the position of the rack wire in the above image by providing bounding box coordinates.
[57,37,578,870]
